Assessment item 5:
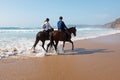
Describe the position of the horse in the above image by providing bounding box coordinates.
[46,27,76,53]
[32,28,54,52]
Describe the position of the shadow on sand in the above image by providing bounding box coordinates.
[59,48,114,56]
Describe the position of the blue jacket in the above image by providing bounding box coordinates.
[57,21,67,31]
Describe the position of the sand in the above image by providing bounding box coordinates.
[0,33,120,80]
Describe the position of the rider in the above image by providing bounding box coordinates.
[42,18,53,40]
[57,16,71,40]
[42,18,52,32]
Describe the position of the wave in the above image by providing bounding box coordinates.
[76,27,111,31]
[0,30,40,33]
[72,29,120,41]
[0,27,42,32]
[0,27,41,29]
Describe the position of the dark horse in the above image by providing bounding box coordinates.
[47,27,76,52]
[32,28,54,51]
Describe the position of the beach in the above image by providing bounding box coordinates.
[0,33,120,80]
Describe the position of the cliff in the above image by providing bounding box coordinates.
[105,18,120,29]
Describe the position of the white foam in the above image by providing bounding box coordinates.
[0,30,40,33]
[0,38,48,59]
[72,29,120,41]
[36,51,46,57]
[35,47,46,57]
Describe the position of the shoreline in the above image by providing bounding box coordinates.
[0,33,120,80]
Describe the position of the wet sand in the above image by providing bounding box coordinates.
[0,33,120,80]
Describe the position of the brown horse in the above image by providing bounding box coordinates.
[47,27,76,52]
[32,28,54,51]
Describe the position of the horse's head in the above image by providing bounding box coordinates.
[68,27,76,36]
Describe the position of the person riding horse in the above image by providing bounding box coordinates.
[42,18,53,39]
[42,18,52,33]
[57,16,71,41]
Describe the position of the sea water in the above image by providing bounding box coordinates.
[0,26,120,59]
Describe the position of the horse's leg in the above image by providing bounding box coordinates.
[68,40,74,50]
[63,41,65,50]
[55,40,59,52]
[46,37,55,52]
[41,41,46,51]
[53,41,56,51]
[32,38,39,51]
[46,41,51,52]
[49,41,54,48]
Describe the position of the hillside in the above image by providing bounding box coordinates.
[105,18,120,29]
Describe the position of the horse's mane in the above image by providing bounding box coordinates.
[68,27,75,29]
[68,27,76,30]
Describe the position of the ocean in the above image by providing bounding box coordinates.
[0,26,120,59]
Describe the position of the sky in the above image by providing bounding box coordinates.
[0,0,120,27]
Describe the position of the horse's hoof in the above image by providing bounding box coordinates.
[45,54,47,56]
[32,50,36,53]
